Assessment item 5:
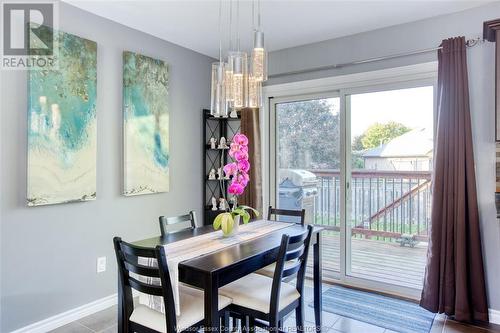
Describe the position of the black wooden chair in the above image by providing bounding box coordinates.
[267,206,306,226]
[159,211,197,237]
[113,237,232,333]
[219,225,313,333]
[256,206,307,278]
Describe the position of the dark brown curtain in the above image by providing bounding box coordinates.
[420,37,489,322]
[239,108,263,215]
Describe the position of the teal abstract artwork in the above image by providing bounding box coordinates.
[123,51,169,195]
[27,30,97,206]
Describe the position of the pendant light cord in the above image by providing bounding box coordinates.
[218,0,223,63]
[258,0,261,30]
[229,0,233,52]
[236,0,240,51]
[252,0,255,31]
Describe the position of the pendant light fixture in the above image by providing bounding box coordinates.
[231,0,248,110]
[225,0,234,113]
[210,0,227,117]
[210,0,267,117]
[250,0,267,82]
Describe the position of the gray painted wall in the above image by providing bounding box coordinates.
[268,2,500,312]
[0,3,213,332]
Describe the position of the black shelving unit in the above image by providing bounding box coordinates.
[203,109,241,226]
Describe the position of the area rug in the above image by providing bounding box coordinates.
[313,285,435,333]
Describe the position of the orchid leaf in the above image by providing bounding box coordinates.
[221,214,234,235]
[241,210,251,224]
[213,212,230,230]
[232,208,246,216]
[237,205,260,217]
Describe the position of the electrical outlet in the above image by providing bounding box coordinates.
[97,257,106,273]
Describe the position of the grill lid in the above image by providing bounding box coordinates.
[279,169,317,187]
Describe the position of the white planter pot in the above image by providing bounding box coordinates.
[232,215,240,234]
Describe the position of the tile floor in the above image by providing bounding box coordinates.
[49,284,499,333]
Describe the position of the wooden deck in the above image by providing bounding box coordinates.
[309,231,427,290]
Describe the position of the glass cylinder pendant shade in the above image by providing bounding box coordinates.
[210,62,226,117]
[251,30,267,82]
[224,59,234,111]
[230,51,248,109]
[247,75,261,108]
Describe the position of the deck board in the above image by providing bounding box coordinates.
[308,231,427,290]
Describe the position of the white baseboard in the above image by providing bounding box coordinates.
[10,294,118,333]
[489,308,500,325]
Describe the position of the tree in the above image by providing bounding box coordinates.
[357,122,410,150]
[277,99,340,169]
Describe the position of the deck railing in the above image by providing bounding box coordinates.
[310,169,432,242]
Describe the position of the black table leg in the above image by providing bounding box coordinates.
[205,274,220,333]
[313,232,323,333]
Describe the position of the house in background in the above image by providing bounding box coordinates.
[362,128,433,171]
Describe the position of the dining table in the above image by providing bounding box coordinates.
[132,219,324,333]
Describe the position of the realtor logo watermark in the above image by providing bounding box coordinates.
[1,1,59,70]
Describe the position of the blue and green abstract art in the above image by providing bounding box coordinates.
[123,51,169,196]
[27,30,97,206]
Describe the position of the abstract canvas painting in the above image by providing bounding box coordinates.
[27,30,97,206]
[123,51,170,196]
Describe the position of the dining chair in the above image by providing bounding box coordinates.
[219,225,313,333]
[256,206,307,278]
[267,206,306,225]
[159,211,197,237]
[113,237,232,333]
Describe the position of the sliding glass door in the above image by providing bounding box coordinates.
[346,85,434,293]
[270,93,341,274]
[270,81,435,297]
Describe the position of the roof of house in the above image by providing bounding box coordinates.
[362,128,433,158]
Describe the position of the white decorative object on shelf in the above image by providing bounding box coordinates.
[211,197,218,211]
[208,169,216,180]
[217,167,223,180]
[229,109,238,118]
[218,136,228,149]
[219,198,227,211]
[210,137,217,149]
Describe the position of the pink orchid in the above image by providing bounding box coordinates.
[223,133,250,197]
[228,182,244,195]
[223,162,238,177]
[233,133,249,146]
[238,160,250,173]
[234,150,249,162]
[229,142,248,155]
[237,173,250,186]
[239,145,249,154]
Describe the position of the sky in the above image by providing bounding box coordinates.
[350,86,434,138]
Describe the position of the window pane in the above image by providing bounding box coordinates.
[276,97,340,274]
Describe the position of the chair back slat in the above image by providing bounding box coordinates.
[284,245,305,261]
[159,211,197,236]
[288,231,309,244]
[267,206,305,225]
[120,242,157,258]
[123,260,160,278]
[128,276,164,296]
[281,262,302,278]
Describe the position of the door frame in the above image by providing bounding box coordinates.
[263,62,438,299]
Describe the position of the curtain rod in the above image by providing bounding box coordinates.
[268,37,484,79]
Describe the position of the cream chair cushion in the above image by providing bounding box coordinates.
[256,260,299,278]
[255,263,276,278]
[219,273,300,314]
[130,284,232,332]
